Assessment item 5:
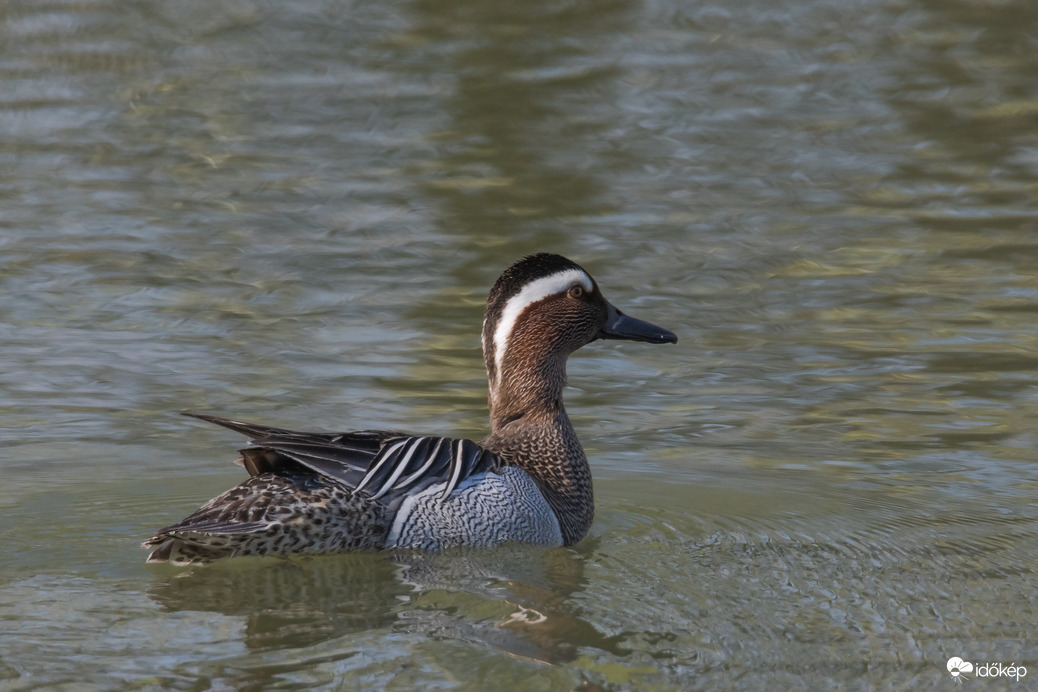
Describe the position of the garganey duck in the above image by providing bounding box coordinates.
[144,253,676,564]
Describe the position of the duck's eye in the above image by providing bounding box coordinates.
[567,284,585,299]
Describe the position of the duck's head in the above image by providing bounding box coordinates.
[482,253,677,426]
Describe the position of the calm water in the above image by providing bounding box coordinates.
[2,0,1037,689]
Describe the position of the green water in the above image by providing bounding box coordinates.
[2,0,1037,689]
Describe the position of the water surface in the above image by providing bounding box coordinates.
[2,0,1037,689]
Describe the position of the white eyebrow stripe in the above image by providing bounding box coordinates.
[492,268,592,387]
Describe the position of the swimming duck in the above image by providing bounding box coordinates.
[144,253,676,564]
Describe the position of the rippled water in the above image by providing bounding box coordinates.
[2,0,1037,689]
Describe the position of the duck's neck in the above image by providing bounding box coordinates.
[483,359,594,546]
[487,351,567,431]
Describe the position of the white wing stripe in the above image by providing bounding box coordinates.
[394,437,445,490]
[465,441,480,471]
[371,437,425,499]
[355,438,408,494]
[441,440,467,499]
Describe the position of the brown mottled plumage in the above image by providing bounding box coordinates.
[143,253,676,564]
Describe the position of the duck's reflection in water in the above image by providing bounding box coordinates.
[147,540,631,662]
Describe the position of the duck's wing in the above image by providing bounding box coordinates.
[183,413,500,501]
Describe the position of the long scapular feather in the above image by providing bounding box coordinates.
[183,413,499,502]
[358,436,497,499]
[166,521,272,537]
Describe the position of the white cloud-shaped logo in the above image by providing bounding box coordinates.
[947,657,974,679]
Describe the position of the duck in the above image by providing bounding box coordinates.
[143,253,676,564]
